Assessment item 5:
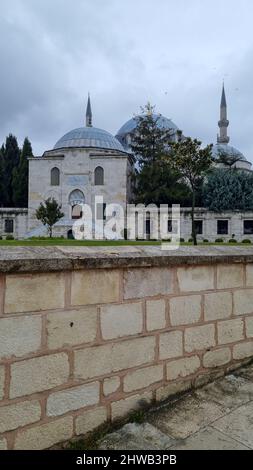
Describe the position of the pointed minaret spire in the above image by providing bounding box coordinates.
[86,93,92,127]
[217,82,229,144]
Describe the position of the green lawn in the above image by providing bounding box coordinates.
[0,238,252,247]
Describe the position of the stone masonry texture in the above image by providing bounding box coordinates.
[0,246,253,449]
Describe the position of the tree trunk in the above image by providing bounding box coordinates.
[49,226,52,238]
[191,190,197,246]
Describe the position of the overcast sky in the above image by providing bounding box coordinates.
[0,0,253,160]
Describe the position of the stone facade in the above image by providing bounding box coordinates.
[0,208,28,240]
[0,246,253,449]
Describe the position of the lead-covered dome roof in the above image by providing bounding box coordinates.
[54,126,125,152]
[116,114,178,138]
[212,143,247,161]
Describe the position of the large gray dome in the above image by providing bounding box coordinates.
[116,113,179,149]
[212,143,247,161]
[54,126,125,152]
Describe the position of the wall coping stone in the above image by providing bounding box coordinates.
[0,245,253,274]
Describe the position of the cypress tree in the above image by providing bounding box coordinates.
[2,134,20,206]
[12,137,33,207]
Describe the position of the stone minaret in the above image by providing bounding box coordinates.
[86,94,92,127]
[217,83,230,144]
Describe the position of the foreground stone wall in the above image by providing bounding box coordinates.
[0,246,253,449]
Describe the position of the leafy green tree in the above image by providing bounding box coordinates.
[35,198,64,237]
[12,137,33,207]
[130,103,192,206]
[165,138,213,245]
[1,134,20,206]
[203,169,253,211]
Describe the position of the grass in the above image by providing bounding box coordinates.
[0,238,252,246]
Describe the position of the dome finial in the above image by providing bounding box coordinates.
[86,93,92,127]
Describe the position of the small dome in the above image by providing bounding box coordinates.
[212,143,247,161]
[54,126,125,152]
[116,113,179,149]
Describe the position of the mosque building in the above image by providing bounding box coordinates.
[0,85,253,240]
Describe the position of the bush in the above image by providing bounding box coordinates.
[242,239,252,244]
[0,236,2,240]
[203,239,209,243]
[180,238,185,243]
[6,235,14,240]
[215,238,224,243]
[188,238,193,243]
[229,239,237,243]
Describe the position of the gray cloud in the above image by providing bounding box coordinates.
[0,0,253,161]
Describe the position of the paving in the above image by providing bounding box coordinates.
[99,363,253,450]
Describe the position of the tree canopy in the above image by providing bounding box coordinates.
[203,168,253,212]
[36,197,64,237]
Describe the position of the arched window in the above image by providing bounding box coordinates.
[69,190,85,220]
[51,167,60,186]
[94,166,104,185]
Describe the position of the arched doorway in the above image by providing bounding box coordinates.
[69,190,85,220]
[67,229,74,239]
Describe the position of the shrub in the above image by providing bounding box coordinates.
[180,238,185,242]
[242,239,252,244]
[215,238,224,243]
[203,239,209,243]
[0,236,2,240]
[188,238,193,243]
[229,239,237,243]
[6,235,14,240]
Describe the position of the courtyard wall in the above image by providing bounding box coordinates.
[0,246,253,449]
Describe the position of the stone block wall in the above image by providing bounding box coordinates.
[0,252,253,449]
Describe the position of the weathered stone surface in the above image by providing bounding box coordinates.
[123,365,163,392]
[166,356,200,381]
[47,307,97,349]
[185,324,215,353]
[71,270,120,306]
[1,246,253,275]
[100,302,142,340]
[5,273,65,313]
[99,423,174,450]
[111,391,152,420]
[159,331,183,360]
[149,396,226,439]
[0,315,41,358]
[246,316,253,338]
[14,416,73,450]
[74,336,156,380]
[0,400,41,433]
[233,341,253,359]
[0,365,5,400]
[234,289,253,315]
[212,401,253,448]
[103,376,120,396]
[177,266,214,292]
[245,264,253,287]
[204,292,232,321]
[123,267,173,299]
[218,318,244,345]
[146,299,166,331]
[10,353,69,398]
[217,264,244,289]
[173,426,249,450]
[170,295,201,326]
[196,375,253,409]
[0,438,7,450]
[76,407,107,436]
[203,348,231,368]
[155,380,192,402]
[47,382,100,417]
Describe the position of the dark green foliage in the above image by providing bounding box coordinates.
[215,238,224,243]
[1,135,20,206]
[242,239,252,244]
[35,198,64,237]
[5,235,14,240]
[203,169,253,211]
[165,138,213,245]
[12,138,33,207]
[130,104,192,207]
[203,239,209,243]
[229,239,237,243]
